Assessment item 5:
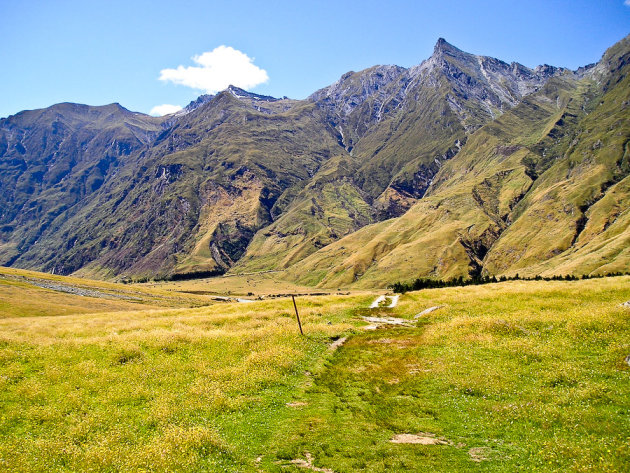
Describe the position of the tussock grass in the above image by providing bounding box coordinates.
[271,277,630,472]
[1,277,629,471]
[0,294,365,472]
[148,270,339,297]
[0,266,213,317]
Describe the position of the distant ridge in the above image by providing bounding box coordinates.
[0,35,628,286]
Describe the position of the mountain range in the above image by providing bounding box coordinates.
[1,35,628,287]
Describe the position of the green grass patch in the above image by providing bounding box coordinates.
[268,278,630,472]
[0,278,629,471]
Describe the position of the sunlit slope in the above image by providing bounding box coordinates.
[515,175,630,277]
[236,39,554,274]
[1,37,627,284]
[0,266,211,317]
[285,75,582,287]
[232,155,373,272]
[484,38,630,276]
[283,37,629,288]
[12,93,344,278]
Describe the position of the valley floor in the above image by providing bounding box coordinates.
[0,269,629,471]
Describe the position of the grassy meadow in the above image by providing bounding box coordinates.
[0,268,629,471]
[272,277,630,472]
[0,266,213,317]
[146,270,345,297]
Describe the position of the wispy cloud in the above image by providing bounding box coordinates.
[625,0,630,6]
[159,46,268,93]
[149,104,183,116]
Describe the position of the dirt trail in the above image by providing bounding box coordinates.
[369,295,386,308]
[362,316,412,328]
[329,336,347,351]
[369,295,399,308]
[390,433,448,445]
[388,295,400,307]
[290,453,335,473]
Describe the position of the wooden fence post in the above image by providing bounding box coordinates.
[292,295,303,335]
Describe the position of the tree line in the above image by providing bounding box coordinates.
[389,272,630,294]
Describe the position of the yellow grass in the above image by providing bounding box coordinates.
[0,292,368,472]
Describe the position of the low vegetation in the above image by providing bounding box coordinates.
[0,277,363,471]
[271,277,630,472]
[0,267,212,317]
[389,271,630,293]
[0,269,628,471]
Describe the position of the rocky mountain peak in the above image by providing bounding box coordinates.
[1,35,628,282]
[309,65,406,103]
[226,85,281,102]
[533,64,561,77]
[184,94,214,112]
[433,37,464,57]
[307,64,408,150]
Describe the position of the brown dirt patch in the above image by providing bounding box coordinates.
[390,433,448,445]
[286,401,308,408]
[329,336,347,352]
[468,447,492,462]
[290,452,335,472]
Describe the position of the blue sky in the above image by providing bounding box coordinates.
[1,0,629,118]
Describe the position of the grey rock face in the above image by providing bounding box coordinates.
[311,38,572,139]
[309,64,407,116]
[308,65,409,150]
[181,94,215,114]
[414,39,570,130]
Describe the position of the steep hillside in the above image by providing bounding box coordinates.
[484,36,630,277]
[284,36,629,288]
[234,154,373,272]
[235,39,569,273]
[0,37,627,284]
[0,103,164,266]
[4,88,344,277]
[311,38,567,210]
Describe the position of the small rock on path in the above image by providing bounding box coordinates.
[414,305,444,318]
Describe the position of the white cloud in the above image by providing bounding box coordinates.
[159,46,269,93]
[149,104,183,116]
[626,0,630,6]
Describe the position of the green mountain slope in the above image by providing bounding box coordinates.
[235,39,569,274]
[0,36,628,285]
[233,155,372,272]
[4,89,345,278]
[282,36,629,288]
[484,36,630,277]
[0,103,164,266]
